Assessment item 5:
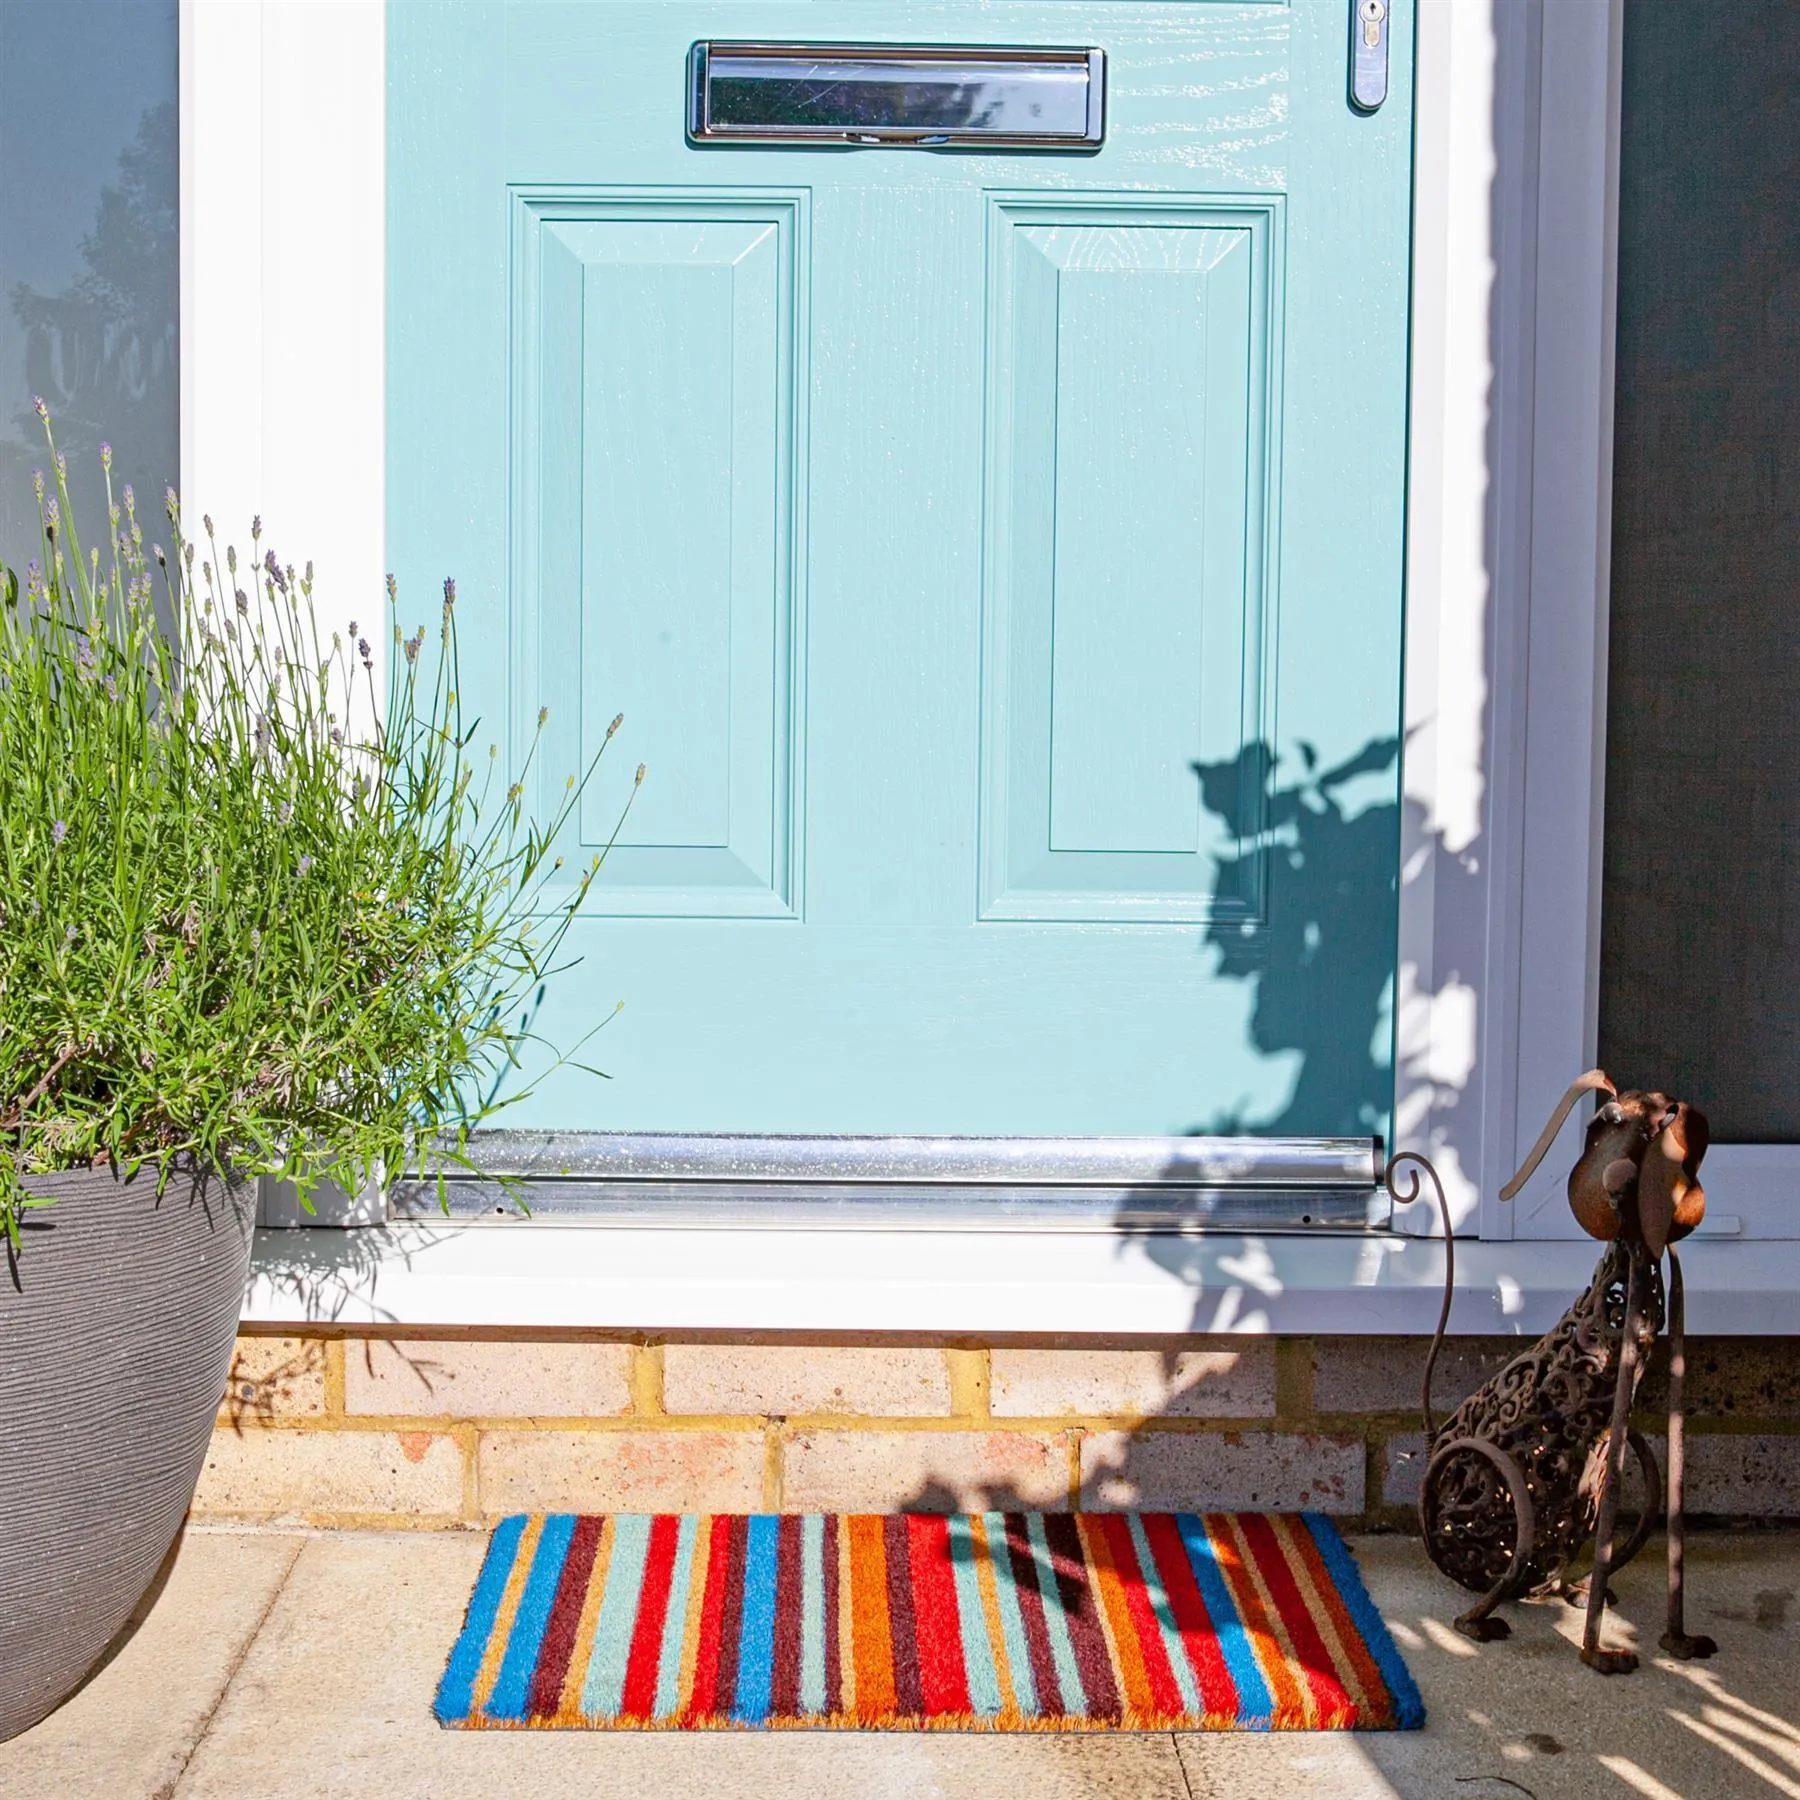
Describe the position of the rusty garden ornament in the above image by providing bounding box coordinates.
[1390,1070,1717,1674]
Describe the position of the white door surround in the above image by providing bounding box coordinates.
[176,0,1794,1328]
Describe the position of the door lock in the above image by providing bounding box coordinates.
[1351,0,1389,112]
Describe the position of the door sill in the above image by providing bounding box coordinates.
[388,1131,1388,1233]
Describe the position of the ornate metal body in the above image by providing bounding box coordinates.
[1422,1242,1662,1597]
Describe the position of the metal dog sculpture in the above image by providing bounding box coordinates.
[1389,1071,1716,1673]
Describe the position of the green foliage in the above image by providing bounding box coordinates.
[0,411,637,1244]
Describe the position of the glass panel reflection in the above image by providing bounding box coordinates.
[0,0,179,571]
[691,45,1103,147]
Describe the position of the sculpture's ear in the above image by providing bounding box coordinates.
[1661,1102,1711,1245]
[1499,1070,1618,1201]
[1637,1135,1678,1256]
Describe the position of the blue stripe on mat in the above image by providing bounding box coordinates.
[1301,1513,1426,1729]
[1175,1513,1273,1728]
[434,1513,525,1723]
[733,1514,781,1725]
[487,1512,577,1721]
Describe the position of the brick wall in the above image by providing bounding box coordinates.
[195,1331,1800,1529]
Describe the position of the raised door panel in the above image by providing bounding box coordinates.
[511,192,807,918]
[980,196,1279,922]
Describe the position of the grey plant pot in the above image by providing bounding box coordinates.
[0,1163,253,1744]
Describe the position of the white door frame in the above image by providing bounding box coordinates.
[186,0,1766,1250]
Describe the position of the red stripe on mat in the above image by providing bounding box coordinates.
[620,1514,681,1720]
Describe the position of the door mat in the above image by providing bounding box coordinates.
[435,1512,1422,1731]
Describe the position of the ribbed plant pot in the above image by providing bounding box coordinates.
[0,1163,253,1744]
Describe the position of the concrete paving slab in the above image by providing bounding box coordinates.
[168,1531,1193,1800]
[1181,1532,1800,1799]
[4,1524,1796,1800]
[0,1529,301,1800]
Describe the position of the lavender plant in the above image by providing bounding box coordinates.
[0,410,638,1244]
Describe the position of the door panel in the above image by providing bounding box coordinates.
[981,196,1275,921]
[389,0,1415,1141]
[517,193,805,917]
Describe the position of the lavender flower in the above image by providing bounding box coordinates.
[278,801,294,825]
[236,588,250,615]
[32,395,47,422]
[50,819,67,846]
[99,441,112,469]
[297,854,314,877]
[65,924,77,943]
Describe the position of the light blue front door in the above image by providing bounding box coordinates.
[388,1,1413,1141]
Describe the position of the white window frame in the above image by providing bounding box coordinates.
[181,0,1799,1332]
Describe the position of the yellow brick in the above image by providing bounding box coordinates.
[990,1344,1277,1419]
[1079,1429,1364,1514]
[342,1337,632,1419]
[662,1344,950,1417]
[783,1429,1067,1512]
[218,1336,326,1423]
[478,1429,765,1515]
[192,1426,464,1521]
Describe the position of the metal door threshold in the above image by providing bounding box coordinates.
[389,1133,1388,1232]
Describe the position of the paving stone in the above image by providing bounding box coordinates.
[344,1337,632,1419]
[1080,1430,1364,1513]
[662,1344,950,1417]
[782,1429,1067,1512]
[478,1428,764,1515]
[219,1334,327,1423]
[0,1531,299,1800]
[1312,1336,1525,1417]
[193,1426,465,1522]
[8,1526,1798,1799]
[990,1344,1277,1419]
[173,1533,1193,1799]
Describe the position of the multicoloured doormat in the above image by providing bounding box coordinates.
[435,1512,1422,1731]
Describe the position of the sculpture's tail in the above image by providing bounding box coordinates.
[1385,1151,1455,1438]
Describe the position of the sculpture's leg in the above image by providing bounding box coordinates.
[1659,1250,1718,1660]
[1583,1251,1646,1673]
[1421,1436,1537,1642]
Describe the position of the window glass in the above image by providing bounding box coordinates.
[1600,3,1800,1138]
[0,0,179,571]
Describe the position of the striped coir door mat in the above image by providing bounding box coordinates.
[435,1511,1422,1731]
